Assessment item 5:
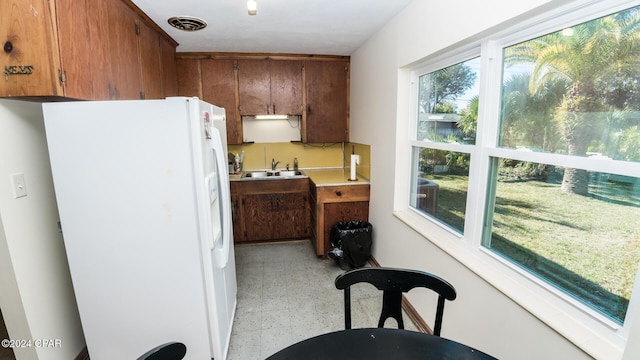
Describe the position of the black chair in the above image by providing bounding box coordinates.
[136,342,187,360]
[334,267,457,336]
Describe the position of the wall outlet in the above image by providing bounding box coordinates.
[11,173,27,198]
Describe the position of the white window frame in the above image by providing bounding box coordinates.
[395,0,640,357]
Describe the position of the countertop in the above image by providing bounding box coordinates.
[303,169,369,186]
[229,168,369,187]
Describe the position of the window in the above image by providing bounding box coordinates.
[484,159,640,324]
[410,58,480,233]
[483,5,640,325]
[406,0,640,343]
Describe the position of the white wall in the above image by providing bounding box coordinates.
[0,99,84,359]
[349,0,616,359]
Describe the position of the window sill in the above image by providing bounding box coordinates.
[393,208,624,359]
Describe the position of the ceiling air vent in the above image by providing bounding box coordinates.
[167,16,207,31]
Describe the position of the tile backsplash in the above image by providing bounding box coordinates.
[228,142,370,179]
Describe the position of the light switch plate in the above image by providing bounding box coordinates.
[11,173,27,198]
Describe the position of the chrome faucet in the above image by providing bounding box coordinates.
[271,158,280,171]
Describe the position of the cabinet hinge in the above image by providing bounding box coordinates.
[135,23,140,36]
[58,69,66,86]
[139,91,145,100]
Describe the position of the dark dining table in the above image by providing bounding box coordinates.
[265,328,498,359]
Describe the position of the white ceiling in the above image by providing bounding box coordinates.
[131,0,412,55]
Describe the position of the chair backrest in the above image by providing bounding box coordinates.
[334,267,456,336]
[136,342,187,360]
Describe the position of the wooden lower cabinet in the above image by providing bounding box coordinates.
[310,183,370,257]
[230,179,310,243]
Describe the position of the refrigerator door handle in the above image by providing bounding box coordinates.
[209,128,233,268]
[204,173,221,251]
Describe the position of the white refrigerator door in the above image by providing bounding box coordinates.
[190,100,237,360]
[43,99,215,359]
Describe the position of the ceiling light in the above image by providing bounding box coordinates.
[247,0,257,15]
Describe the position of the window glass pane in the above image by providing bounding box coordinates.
[500,6,640,163]
[411,147,470,233]
[483,158,640,323]
[417,58,480,143]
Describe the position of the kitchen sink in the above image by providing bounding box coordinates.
[243,171,272,178]
[241,170,306,179]
[274,170,303,177]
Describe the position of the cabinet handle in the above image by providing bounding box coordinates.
[336,191,342,197]
[306,104,311,113]
[3,41,13,54]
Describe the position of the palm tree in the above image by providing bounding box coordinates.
[505,7,640,195]
[501,73,568,152]
[458,95,478,143]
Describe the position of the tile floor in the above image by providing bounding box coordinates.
[1,240,417,360]
[227,240,417,360]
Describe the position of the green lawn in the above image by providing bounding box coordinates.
[425,173,640,323]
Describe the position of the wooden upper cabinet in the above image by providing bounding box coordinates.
[0,0,176,100]
[176,59,203,98]
[238,59,270,115]
[201,59,242,145]
[159,37,178,97]
[55,0,95,99]
[175,54,349,144]
[86,0,114,100]
[271,60,303,115]
[0,0,63,97]
[304,60,350,143]
[238,59,303,116]
[107,0,141,100]
[137,20,162,99]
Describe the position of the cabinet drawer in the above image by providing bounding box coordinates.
[316,185,370,203]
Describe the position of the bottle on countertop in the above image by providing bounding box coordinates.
[234,153,242,173]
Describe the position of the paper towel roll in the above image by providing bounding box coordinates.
[350,154,360,181]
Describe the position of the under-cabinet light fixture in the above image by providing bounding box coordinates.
[254,114,288,120]
[247,0,257,15]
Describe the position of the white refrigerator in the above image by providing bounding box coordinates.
[43,97,237,360]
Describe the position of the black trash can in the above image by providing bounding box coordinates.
[327,221,373,270]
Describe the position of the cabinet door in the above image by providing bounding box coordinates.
[276,192,309,239]
[202,59,242,144]
[304,60,349,143]
[85,0,114,100]
[231,195,245,243]
[176,59,202,98]
[270,60,303,115]
[159,37,177,97]
[244,194,279,241]
[137,20,162,99]
[55,0,96,99]
[0,0,63,97]
[243,192,309,241]
[238,59,270,115]
[107,0,141,99]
